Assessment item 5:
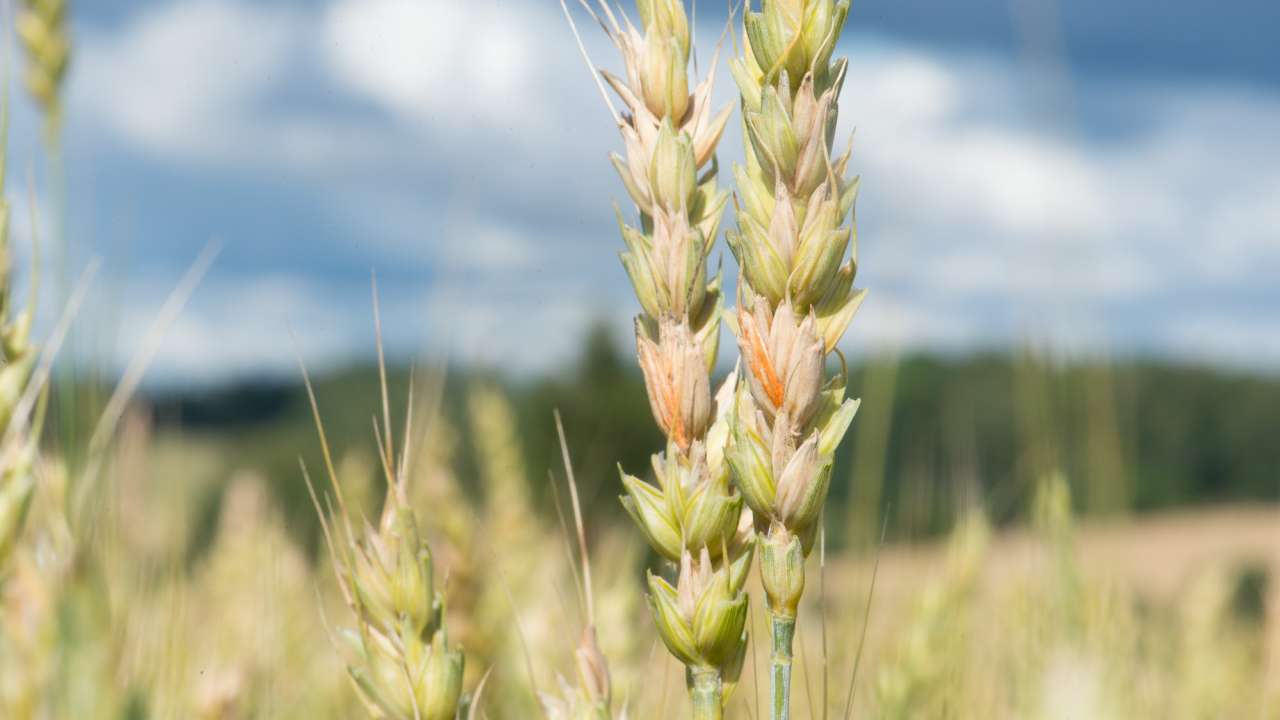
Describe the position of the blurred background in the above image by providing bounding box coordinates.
[8,0,1273,540]
[10,0,1278,377]
[3,0,1279,716]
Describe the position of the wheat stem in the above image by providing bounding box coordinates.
[770,614,795,720]
[689,667,725,720]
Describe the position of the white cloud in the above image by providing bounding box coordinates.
[840,44,1280,365]
[73,0,304,161]
[321,0,546,132]
[62,2,1280,377]
[111,275,341,383]
[439,223,537,272]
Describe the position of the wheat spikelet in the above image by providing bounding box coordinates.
[16,0,71,134]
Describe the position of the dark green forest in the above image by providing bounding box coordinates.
[143,326,1280,554]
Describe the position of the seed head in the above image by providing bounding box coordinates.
[759,525,805,617]
[329,489,464,720]
[620,440,742,563]
[621,369,744,561]
[620,208,708,321]
[349,625,464,720]
[349,506,436,638]
[636,318,713,452]
[17,0,72,134]
[733,0,849,102]
[646,546,753,671]
[723,0,866,576]
[725,379,858,553]
[735,294,825,428]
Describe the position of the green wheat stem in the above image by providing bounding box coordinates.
[770,613,795,720]
[689,666,725,720]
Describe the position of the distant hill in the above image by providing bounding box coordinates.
[140,327,1280,550]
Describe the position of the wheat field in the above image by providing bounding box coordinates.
[2,0,1278,718]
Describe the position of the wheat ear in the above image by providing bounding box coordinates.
[302,308,465,720]
[563,0,752,716]
[722,2,866,717]
[0,87,39,575]
[16,0,70,137]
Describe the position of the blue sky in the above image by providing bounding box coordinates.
[5,0,1279,383]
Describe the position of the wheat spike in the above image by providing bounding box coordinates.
[16,0,71,135]
[718,2,867,715]
[0,71,38,577]
[302,308,466,720]
[565,0,752,714]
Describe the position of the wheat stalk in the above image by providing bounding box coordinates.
[720,1,866,716]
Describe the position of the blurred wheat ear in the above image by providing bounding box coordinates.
[16,0,71,138]
[0,82,39,575]
[301,287,467,720]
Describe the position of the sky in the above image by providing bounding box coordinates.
[4,0,1279,384]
